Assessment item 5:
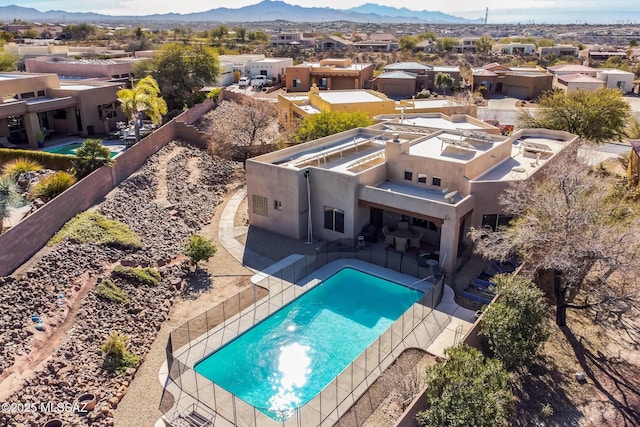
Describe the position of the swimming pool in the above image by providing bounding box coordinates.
[194,267,423,421]
[43,140,120,158]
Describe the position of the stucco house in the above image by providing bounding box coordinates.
[284,58,374,92]
[315,36,353,52]
[0,72,126,148]
[277,86,475,128]
[472,63,552,99]
[372,62,462,98]
[596,69,634,93]
[246,113,578,273]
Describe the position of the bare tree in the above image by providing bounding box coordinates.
[470,149,640,327]
[201,97,278,165]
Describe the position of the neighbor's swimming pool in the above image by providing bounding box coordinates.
[194,267,423,421]
[43,140,120,158]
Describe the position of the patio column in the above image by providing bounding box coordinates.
[24,112,40,149]
[439,216,459,274]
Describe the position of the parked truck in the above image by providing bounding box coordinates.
[250,75,271,89]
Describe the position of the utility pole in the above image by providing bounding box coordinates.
[485,7,489,25]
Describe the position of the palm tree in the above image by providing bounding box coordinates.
[0,175,21,233]
[116,76,167,142]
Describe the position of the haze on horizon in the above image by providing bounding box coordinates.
[11,0,640,23]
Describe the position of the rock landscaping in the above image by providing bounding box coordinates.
[0,140,234,426]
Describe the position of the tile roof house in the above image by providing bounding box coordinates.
[472,63,552,99]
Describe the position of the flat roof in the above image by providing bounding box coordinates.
[317,91,386,104]
[404,99,462,109]
[274,132,389,172]
[396,117,484,131]
[475,135,569,182]
[409,131,500,162]
[371,180,464,204]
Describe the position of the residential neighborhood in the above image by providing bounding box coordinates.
[0,4,639,427]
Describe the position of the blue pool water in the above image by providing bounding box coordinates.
[194,267,423,421]
[43,140,119,158]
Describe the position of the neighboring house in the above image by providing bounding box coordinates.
[248,58,294,83]
[217,61,235,86]
[285,58,374,92]
[316,36,353,52]
[492,43,536,56]
[453,37,480,53]
[628,140,640,187]
[538,45,579,58]
[588,49,627,62]
[416,39,438,53]
[373,62,462,98]
[25,56,141,81]
[0,72,126,148]
[269,32,315,49]
[372,71,419,99]
[596,69,634,93]
[472,63,552,99]
[277,86,475,128]
[353,33,398,52]
[554,73,606,92]
[547,64,598,77]
[246,113,579,273]
[218,54,266,78]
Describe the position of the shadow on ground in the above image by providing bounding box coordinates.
[182,268,213,299]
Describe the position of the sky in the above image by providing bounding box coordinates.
[11,0,640,21]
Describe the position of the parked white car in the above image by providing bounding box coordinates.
[238,77,250,88]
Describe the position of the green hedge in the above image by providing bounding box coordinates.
[0,148,75,171]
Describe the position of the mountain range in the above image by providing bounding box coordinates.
[0,1,480,24]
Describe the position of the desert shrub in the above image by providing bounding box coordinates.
[112,265,161,286]
[96,279,129,303]
[2,158,42,180]
[0,148,74,171]
[416,345,513,427]
[48,211,142,249]
[184,234,217,269]
[100,331,139,373]
[30,171,76,201]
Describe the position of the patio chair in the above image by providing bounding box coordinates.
[382,226,395,246]
[410,232,423,249]
[395,237,408,252]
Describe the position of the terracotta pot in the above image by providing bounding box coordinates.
[76,392,97,412]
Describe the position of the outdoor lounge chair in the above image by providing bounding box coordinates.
[382,227,394,246]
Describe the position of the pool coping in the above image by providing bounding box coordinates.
[164,259,450,427]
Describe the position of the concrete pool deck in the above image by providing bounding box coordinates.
[158,186,476,427]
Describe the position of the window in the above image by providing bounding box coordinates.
[417,173,427,183]
[293,79,302,88]
[98,103,118,120]
[252,194,268,217]
[319,78,328,87]
[481,214,513,231]
[324,207,345,233]
[404,171,413,181]
[37,90,46,97]
[53,109,67,119]
[617,81,625,89]
[20,91,35,99]
[432,176,442,187]
[274,200,283,211]
[412,218,438,231]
